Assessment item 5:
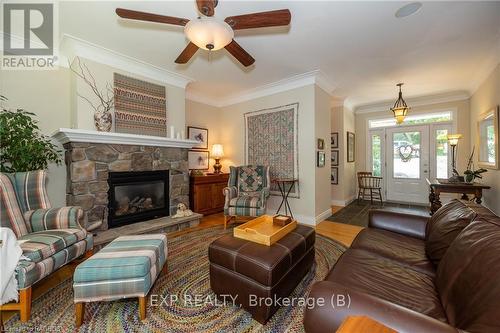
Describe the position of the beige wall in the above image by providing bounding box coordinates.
[330,105,357,205]
[470,63,500,214]
[315,86,332,217]
[185,99,223,169]
[71,57,186,133]
[355,99,471,177]
[1,68,71,206]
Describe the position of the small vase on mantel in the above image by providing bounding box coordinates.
[94,106,112,132]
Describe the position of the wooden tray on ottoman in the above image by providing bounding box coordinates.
[233,215,297,246]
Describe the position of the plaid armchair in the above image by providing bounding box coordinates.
[223,165,271,229]
[0,170,93,322]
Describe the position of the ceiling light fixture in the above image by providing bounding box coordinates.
[395,2,423,18]
[184,17,233,51]
[391,83,410,125]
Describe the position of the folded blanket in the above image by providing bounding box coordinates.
[0,228,23,305]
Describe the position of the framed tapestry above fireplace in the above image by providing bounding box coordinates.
[244,103,299,198]
[114,73,167,137]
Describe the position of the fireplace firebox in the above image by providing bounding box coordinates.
[107,171,169,228]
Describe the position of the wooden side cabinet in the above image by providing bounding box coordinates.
[190,173,229,215]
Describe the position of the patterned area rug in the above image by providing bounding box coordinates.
[5,226,346,333]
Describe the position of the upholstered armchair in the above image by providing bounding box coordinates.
[223,165,271,229]
[0,170,93,322]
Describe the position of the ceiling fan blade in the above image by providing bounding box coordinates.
[224,40,255,67]
[196,0,216,17]
[116,8,189,26]
[175,42,199,64]
[225,9,291,30]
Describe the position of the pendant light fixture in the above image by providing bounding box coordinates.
[391,83,410,125]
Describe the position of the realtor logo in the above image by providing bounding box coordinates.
[2,2,58,69]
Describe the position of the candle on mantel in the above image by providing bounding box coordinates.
[181,130,185,140]
[176,132,181,139]
[170,126,175,139]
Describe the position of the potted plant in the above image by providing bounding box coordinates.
[69,57,114,132]
[0,96,61,172]
[464,147,487,184]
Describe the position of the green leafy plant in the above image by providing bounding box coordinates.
[0,96,61,172]
[464,147,487,182]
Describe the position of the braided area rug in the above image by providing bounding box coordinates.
[5,226,346,333]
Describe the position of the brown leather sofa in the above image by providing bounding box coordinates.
[303,199,500,333]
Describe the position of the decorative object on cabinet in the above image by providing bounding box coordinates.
[331,150,339,166]
[331,132,339,148]
[244,103,299,198]
[447,133,463,181]
[211,144,224,174]
[331,167,338,185]
[188,150,209,170]
[317,138,324,150]
[317,151,325,167]
[347,131,355,162]
[114,73,167,136]
[188,126,209,150]
[477,106,499,169]
[190,173,229,215]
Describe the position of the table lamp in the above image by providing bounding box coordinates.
[447,134,462,181]
[211,144,224,174]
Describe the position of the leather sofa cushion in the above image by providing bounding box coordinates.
[436,217,500,333]
[351,228,434,276]
[208,225,315,286]
[426,199,476,265]
[325,248,447,322]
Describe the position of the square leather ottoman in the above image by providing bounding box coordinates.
[208,225,315,324]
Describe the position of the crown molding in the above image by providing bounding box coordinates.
[60,34,194,89]
[186,70,336,108]
[353,90,470,114]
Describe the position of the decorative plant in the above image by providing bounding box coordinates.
[464,147,487,183]
[0,95,61,172]
[69,56,114,131]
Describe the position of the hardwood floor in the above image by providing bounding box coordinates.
[1,209,362,325]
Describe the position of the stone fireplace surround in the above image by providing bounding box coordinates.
[53,129,201,240]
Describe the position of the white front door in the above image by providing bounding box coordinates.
[386,125,430,204]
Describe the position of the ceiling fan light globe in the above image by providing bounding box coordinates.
[184,17,233,51]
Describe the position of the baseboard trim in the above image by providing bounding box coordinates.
[331,195,356,207]
[315,208,333,223]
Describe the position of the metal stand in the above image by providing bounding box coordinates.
[274,179,297,219]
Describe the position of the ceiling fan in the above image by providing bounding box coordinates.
[116,0,291,67]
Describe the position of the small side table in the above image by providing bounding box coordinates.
[272,178,298,219]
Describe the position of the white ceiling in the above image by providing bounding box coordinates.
[59,1,500,108]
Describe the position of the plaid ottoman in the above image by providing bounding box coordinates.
[73,234,168,326]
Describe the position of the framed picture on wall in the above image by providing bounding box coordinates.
[347,131,355,162]
[331,150,339,166]
[331,167,338,185]
[317,151,325,167]
[187,126,208,150]
[188,150,209,170]
[317,138,325,150]
[331,132,339,148]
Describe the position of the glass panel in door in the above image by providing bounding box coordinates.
[392,132,421,179]
[435,129,449,179]
[371,133,382,177]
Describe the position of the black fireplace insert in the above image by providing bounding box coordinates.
[107,171,169,228]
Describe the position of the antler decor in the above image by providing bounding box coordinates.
[69,57,114,131]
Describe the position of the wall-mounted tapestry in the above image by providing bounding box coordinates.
[114,73,167,137]
[244,103,299,198]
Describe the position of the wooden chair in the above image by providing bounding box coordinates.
[357,172,383,205]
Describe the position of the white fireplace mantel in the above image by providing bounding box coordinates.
[52,128,199,149]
